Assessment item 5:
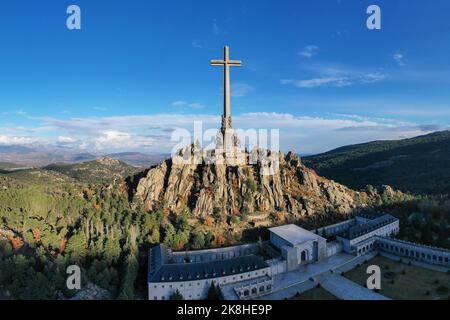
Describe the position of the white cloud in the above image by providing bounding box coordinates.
[171,100,188,107]
[171,101,205,109]
[394,53,405,66]
[231,83,255,97]
[212,19,219,36]
[0,135,35,145]
[298,45,319,58]
[192,40,203,49]
[281,68,386,88]
[1,111,443,155]
[57,136,76,143]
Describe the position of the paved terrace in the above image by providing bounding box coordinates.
[317,274,389,300]
[255,252,387,300]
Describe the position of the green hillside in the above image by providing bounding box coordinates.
[43,157,139,185]
[304,131,450,195]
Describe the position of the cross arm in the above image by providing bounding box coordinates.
[228,60,242,66]
[211,60,225,66]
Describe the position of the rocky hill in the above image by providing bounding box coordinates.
[134,147,380,221]
[304,131,450,195]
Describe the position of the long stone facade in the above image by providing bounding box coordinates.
[147,212,450,300]
[376,237,450,267]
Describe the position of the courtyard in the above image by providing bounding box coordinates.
[291,286,338,300]
[343,255,450,300]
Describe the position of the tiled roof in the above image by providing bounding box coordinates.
[269,224,325,245]
[343,214,398,240]
[148,245,269,283]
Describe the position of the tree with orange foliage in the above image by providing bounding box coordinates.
[204,216,214,227]
[10,236,24,251]
[163,208,171,216]
[275,212,284,222]
[32,228,41,242]
[59,238,67,253]
[216,234,226,247]
[176,240,185,250]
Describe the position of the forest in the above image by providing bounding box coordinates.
[0,166,449,300]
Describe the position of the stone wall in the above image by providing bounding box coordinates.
[232,275,273,300]
[376,237,450,267]
[313,219,355,238]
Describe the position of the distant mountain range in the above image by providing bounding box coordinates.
[0,144,168,168]
[304,131,450,195]
[3,130,450,195]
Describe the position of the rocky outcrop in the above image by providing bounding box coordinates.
[135,148,368,218]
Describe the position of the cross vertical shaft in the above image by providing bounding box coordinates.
[223,46,230,125]
[211,46,242,132]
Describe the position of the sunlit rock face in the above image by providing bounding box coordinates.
[135,148,368,219]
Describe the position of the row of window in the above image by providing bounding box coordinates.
[152,270,269,290]
[357,242,375,255]
[153,292,202,300]
[238,284,272,297]
[378,242,449,263]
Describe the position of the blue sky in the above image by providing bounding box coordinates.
[1,0,450,154]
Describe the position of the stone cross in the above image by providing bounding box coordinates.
[211,46,242,131]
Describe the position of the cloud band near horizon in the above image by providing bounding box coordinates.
[0,112,446,155]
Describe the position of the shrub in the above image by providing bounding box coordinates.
[170,289,184,300]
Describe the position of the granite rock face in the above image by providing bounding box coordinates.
[135,148,367,217]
